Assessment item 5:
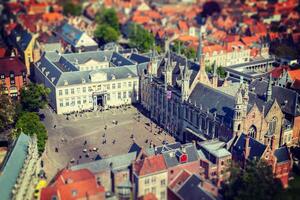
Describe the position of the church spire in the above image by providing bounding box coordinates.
[266,75,272,101]
[197,27,202,61]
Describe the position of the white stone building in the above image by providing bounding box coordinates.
[34,51,139,114]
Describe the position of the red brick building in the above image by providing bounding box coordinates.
[232,134,292,188]
[40,168,105,200]
[0,57,27,96]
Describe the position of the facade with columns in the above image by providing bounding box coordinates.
[35,51,139,114]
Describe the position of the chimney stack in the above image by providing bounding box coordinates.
[244,134,251,160]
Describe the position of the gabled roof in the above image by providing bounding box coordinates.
[54,22,97,48]
[232,133,267,160]
[0,133,31,200]
[9,25,33,51]
[176,175,216,200]
[188,83,235,125]
[134,154,167,176]
[41,169,105,200]
[0,57,27,76]
[249,79,299,116]
[152,143,199,168]
[274,146,291,163]
[71,152,137,173]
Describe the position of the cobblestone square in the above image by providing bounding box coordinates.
[41,105,175,180]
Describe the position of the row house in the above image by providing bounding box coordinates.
[71,152,136,199]
[35,50,139,114]
[7,25,38,74]
[0,133,40,200]
[0,57,27,96]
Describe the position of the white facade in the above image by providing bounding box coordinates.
[55,77,139,114]
[34,51,139,114]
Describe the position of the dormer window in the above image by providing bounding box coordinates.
[82,78,86,84]
[111,74,116,80]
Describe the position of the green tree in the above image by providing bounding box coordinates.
[94,24,119,43]
[183,47,196,59]
[20,83,50,112]
[221,160,283,200]
[95,8,119,32]
[128,23,154,53]
[0,94,16,131]
[217,66,227,78]
[16,112,47,154]
[63,1,82,16]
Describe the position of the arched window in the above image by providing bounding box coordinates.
[248,125,257,138]
[269,117,277,134]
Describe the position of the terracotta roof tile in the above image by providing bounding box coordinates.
[134,155,167,176]
[40,169,105,200]
[288,69,300,81]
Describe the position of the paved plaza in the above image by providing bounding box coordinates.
[40,105,175,180]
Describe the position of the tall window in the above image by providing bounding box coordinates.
[248,125,257,138]
[269,117,277,134]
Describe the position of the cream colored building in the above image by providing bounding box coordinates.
[133,155,168,200]
[35,51,139,114]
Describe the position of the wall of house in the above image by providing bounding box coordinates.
[292,116,300,145]
[55,77,139,114]
[275,161,291,188]
[95,170,111,192]
[136,171,168,200]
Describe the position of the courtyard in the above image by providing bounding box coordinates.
[40,105,175,180]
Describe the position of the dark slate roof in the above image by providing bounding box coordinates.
[129,53,150,64]
[154,143,199,168]
[56,67,137,86]
[249,79,299,116]
[54,22,96,47]
[128,142,142,156]
[37,51,138,86]
[110,52,135,66]
[9,25,32,51]
[157,52,199,88]
[177,175,216,200]
[232,133,267,160]
[274,146,290,163]
[188,83,235,125]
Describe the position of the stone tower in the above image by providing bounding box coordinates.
[180,58,190,102]
[233,84,247,135]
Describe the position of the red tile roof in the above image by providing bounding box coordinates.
[134,155,167,176]
[288,69,300,81]
[40,169,105,200]
[42,12,64,23]
[270,66,290,79]
[169,170,191,190]
[0,57,27,76]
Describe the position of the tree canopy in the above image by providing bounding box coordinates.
[221,160,283,200]
[95,8,119,32]
[128,23,154,53]
[171,41,196,59]
[62,0,82,16]
[94,7,120,44]
[0,94,16,131]
[20,83,50,112]
[15,112,47,154]
[94,24,119,43]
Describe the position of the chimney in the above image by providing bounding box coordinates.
[244,134,250,160]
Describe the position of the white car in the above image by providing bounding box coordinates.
[83,149,87,153]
